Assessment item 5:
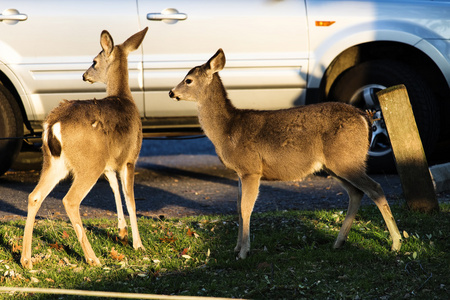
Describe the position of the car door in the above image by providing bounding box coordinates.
[137,0,308,118]
[0,0,142,122]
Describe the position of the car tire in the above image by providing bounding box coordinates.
[0,85,23,176]
[328,60,439,173]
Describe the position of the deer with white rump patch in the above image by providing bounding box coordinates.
[21,27,148,269]
[170,49,402,259]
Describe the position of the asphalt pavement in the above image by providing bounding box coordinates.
[1,137,446,222]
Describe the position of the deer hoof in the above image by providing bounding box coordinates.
[21,257,33,270]
[391,239,402,252]
[333,239,346,249]
[236,250,249,260]
[134,244,146,251]
[87,257,101,266]
[118,228,128,242]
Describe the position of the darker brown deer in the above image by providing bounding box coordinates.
[170,49,402,259]
[21,27,148,269]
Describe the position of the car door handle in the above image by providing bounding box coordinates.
[0,9,28,24]
[147,8,187,24]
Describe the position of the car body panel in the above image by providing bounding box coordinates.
[138,0,309,117]
[306,0,450,88]
[0,0,143,120]
[0,0,449,134]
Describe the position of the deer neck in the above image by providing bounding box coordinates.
[197,76,237,142]
[106,56,133,100]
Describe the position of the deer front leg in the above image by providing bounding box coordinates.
[121,163,145,251]
[236,174,260,260]
[104,170,128,243]
[333,178,364,249]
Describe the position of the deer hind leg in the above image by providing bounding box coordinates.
[331,176,364,249]
[63,172,103,266]
[21,156,69,269]
[341,173,402,251]
[104,170,128,243]
[120,162,145,251]
[236,174,261,260]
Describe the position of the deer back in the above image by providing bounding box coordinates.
[171,49,371,181]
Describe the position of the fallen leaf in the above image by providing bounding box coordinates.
[110,247,125,261]
[159,235,177,243]
[30,277,40,283]
[62,231,70,239]
[187,228,200,238]
[59,257,77,268]
[49,241,63,251]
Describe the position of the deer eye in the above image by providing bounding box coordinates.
[185,79,193,84]
[92,60,97,67]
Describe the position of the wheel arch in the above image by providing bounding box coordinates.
[0,66,34,134]
[317,41,450,137]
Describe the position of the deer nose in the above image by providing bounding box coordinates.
[82,72,91,83]
[169,90,174,98]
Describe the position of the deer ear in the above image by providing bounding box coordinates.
[206,48,226,74]
[122,27,148,54]
[100,30,114,56]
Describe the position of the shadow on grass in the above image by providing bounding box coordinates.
[2,205,449,300]
[2,207,450,299]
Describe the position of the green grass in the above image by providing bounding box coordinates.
[1,204,449,299]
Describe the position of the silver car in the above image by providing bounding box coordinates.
[1,0,449,175]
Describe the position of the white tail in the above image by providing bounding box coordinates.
[170,49,402,259]
[21,27,148,269]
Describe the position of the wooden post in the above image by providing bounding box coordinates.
[376,85,439,213]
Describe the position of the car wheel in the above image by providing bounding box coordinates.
[0,85,23,176]
[328,60,439,173]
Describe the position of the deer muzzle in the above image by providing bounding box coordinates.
[168,90,180,101]
[82,72,94,84]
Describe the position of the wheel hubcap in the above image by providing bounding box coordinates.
[349,84,391,157]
